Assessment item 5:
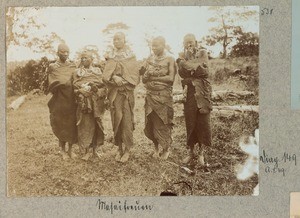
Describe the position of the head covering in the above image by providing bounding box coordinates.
[80,50,94,59]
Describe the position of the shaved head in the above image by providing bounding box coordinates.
[183,34,196,43]
[152,36,166,56]
[152,36,166,46]
[183,33,197,49]
[113,32,126,49]
[57,43,69,63]
[57,43,69,52]
[114,32,126,40]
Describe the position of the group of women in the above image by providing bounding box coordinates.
[47,32,212,165]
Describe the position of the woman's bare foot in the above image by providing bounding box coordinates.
[182,148,195,164]
[61,151,69,160]
[152,151,160,158]
[152,146,160,158]
[81,152,91,161]
[119,151,130,163]
[160,149,170,160]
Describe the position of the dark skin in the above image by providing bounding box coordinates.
[111,32,129,87]
[179,35,208,166]
[143,39,175,84]
[113,32,126,50]
[149,59,175,83]
[57,48,69,63]
[56,45,76,159]
[142,39,175,159]
[78,54,100,160]
[81,55,93,68]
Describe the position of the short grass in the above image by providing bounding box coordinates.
[7,57,259,197]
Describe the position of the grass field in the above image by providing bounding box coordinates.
[7,57,259,197]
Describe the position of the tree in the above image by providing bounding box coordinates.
[6,7,44,48]
[203,6,258,59]
[102,22,130,34]
[6,7,65,58]
[7,57,52,96]
[101,22,130,47]
[229,27,259,57]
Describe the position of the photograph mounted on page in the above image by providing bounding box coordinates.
[6,6,259,197]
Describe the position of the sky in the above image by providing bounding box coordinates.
[6,6,259,62]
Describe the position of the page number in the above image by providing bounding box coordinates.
[261,8,274,15]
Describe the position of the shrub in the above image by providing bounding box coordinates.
[209,56,259,94]
[7,57,53,96]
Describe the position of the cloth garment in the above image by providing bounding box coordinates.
[178,48,212,148]
[102,46,140,149]
[47,59,77,144]
[73,66,107,149]
[143,54,174,149]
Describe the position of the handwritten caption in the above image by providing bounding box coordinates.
[260,150,297,176]
[96,199,154,214]
[261,8,274,15]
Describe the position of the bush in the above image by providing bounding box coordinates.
[7,57,53,96]
[209,56,259,94]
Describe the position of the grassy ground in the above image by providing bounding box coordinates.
[7,57,259,197]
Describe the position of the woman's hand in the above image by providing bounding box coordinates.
[112,75,124,86]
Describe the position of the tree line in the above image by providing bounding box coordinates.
[6,6,259,96]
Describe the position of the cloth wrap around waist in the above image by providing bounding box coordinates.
[73,66,106,148]
[144,55,174,124]
[102,48,140,144]
[102,55,140,104]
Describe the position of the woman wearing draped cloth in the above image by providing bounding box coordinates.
[47,44,77,160]
[73,51,107,161]
[141,36,175,160]
[102,32,140,163]
[177,34,212,166]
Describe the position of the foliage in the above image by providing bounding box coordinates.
[229,27,259,57]
[202,6,258,58]
[7,54,259,197]
[102,22,130,34]
[6,7,44,47]
[7,57,53,96]
[209,56,259,101]
[6,7,65,57]
[101,22,131,47]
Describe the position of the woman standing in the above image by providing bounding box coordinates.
[177,34,212,166]
[73,51,107,161]
[102,32,140,163]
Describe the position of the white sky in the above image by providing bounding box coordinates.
[7,6,259,62]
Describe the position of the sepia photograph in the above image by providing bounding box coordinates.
[291,192,300,218]
[6,6,259,197]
